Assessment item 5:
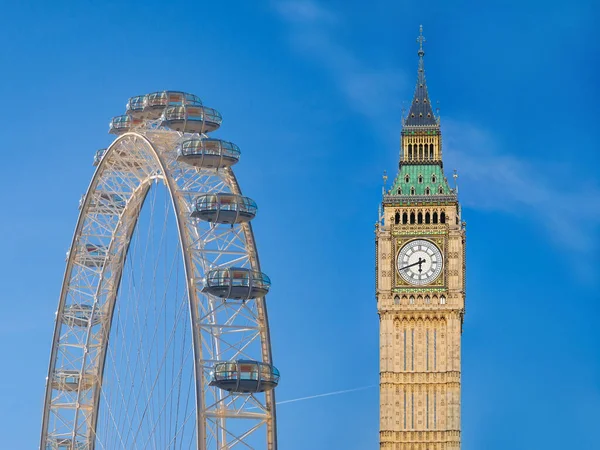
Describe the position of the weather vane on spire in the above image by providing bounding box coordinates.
[417,25,425,57]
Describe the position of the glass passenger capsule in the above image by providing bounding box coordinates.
[191,193,257,224]
[80,193,126,212]
[51,370,94,391]
[142,91,203,119]
[161,105,222,134]
[79,244,108,268]
[45,438,89,450]
[126,94,146,117]
[95,192,126,210]
[210,360,280,393]
[176,138,240,169]
[203,267,270,300]
[109,115,143,135]
[62,304,103,327]
[93,148,106,166]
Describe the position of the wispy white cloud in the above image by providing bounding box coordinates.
[444,121,600,254]
[272,0,600,260]
[272,0,407,135]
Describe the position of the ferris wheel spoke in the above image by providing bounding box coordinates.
[141,343,194,449]
[167,402,197,449]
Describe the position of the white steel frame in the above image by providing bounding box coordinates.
[40,129,277,449]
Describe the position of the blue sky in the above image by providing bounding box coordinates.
[0,0,599,449]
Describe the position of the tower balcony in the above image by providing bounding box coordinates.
[108,115,143,135]
[203,267,270,300]
[191,193,256,224]
[176,138,240,169]
[161,105,222,134]
[210,360,280,393]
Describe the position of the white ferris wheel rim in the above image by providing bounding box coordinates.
[40,130,277,450]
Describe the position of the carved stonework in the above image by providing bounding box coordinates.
[377,28,466,450]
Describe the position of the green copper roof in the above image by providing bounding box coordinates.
[389,164,452,196]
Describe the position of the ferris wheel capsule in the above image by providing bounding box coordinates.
[191,193,257,224]
[45,438,88,450]
[78,244,108,268]
[161,105,222,134]
[125,95,146,117]
[210,360,280,393]
[90,192,127,212]
[92,149,106,166]
[51,370,94,392]
[176,138,240,168]
[203,267,270,299]
[141,91,203,120]
[62,304,104,327]
[108,115,143,135]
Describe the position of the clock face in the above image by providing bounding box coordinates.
[397,239,443,285]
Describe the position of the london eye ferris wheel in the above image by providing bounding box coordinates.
[40,91,279,450]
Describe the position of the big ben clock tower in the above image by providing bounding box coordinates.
[376,26,466,450]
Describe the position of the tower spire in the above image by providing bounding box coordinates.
[417,24,425,59]
[404,25,437,127]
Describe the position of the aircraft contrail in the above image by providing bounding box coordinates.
[276,384,377,406]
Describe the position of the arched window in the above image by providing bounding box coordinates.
[405,174,410,183]
[425,295,430,304]
[433,212,438,224]
[395,212,400,224]
[440,295,446,305]
[408,144,412,160]
[430,146,434,159]
[425,187,430,195]
[402,212,408,224]
[394,295,400,305]
[410,187,415,195]
[440,212,446,224]
[409,296,415,305]
[419,144,423,159]
[418,175,423,184]
[410,212,415,224]
[425,212,430,223]
[438,186,444,194]
[431,174,436,183]
[397,188,402,194]
[418,212,423,224]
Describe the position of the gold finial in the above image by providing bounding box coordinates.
[453,169,459,194]
[417,25,425,57]
[382,170,388,196]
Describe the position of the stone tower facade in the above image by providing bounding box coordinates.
[376,27,466,450]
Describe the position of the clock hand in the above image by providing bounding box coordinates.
[399,257,426,271]
[418,257,425,273]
